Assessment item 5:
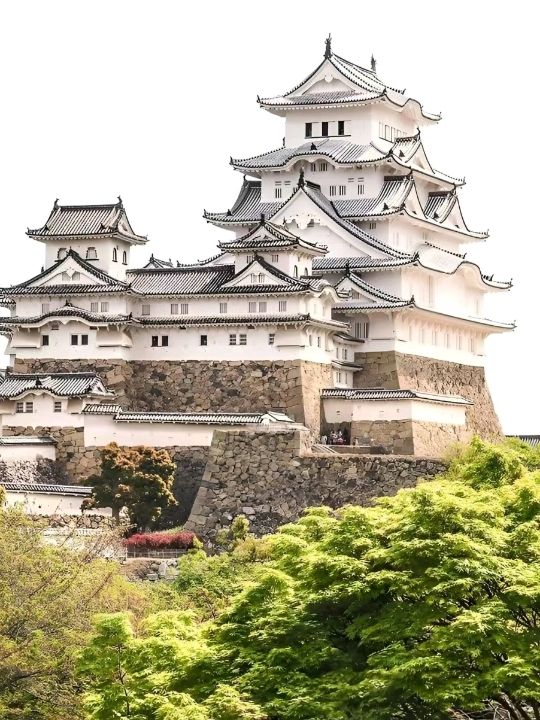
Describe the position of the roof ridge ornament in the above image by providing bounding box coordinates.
[371,55,377,73]
[53,198,59,210]
[324,34,332,59]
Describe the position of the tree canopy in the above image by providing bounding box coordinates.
[86,443,176,530]
[80,438,540,719]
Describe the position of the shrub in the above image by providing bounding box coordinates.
[124,531,196,551]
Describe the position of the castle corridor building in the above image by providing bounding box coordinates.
[0,38,513,460]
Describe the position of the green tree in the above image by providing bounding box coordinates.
[86,443,177,530]
[0,503,147,720]
[80,439,540,719]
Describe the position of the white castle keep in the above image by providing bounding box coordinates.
[0,38,513,470]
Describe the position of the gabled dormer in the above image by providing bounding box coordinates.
[27,198,147,280]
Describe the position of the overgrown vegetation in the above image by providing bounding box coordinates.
[5,438,540,719]
[78,438,540,719]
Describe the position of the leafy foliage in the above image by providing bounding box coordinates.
[80,438,540,719]
[86,443,177,530]
[0,505,147,720]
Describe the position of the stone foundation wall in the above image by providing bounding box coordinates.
[350,419,465,457]
[186,429,447,540]
[2,426,86,482]
[13,358,331,436]
[354,351,502,440]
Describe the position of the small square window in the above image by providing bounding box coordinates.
[151,336,159,347]
[25,401,33,413]
[91,302,98,312]
[258,273,265,284]
[219,302,227,314]
[41,303,50,314]
[239,334,247,346]
[271,254,279,263]
[259,301,267,312]
[86,247,97,260]
[100,302,109,312]
[81,335,88,346]
[319,162,328,171]
[268,333,275,345]
[54,401,62,413]
[171,303,179,315]
[71,335,78,346]
[279,301,287,312]
[141,304,151,316]
[72,272,80,282]
[248,301,257,313]
[246,255,254,264]
[16,402,23,413]
[161,335,169,347]
[200,334,208,346]
[229,334,237,346]
[329,185,337,196]
[42,335,49,346]
[180,303,189,314]
[305,122,312,138]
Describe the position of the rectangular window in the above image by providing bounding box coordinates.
[170,303,179,315]
[258,273,265,283]
[41,303,50,314]
[71,335,78,345]
[62,272,70,281]
[278,300,287,312]
[246,255,254,264]
[81,335,88,346]
[271,254,279,263]
[369,222,377,230]
[339,185,346,195]
[161,335,169,347]
[100,302,109,312]
[274,180,282,199]
[16,402,23,413]
[351,290,360,299]
[310,163,317,172]
[384,124,392,141]
[420,327,425,344]
[91,302,98,312]
[54,401,62,413]
[317,336,321,348]
[200,334,208,346]
[305,122,312,138]
[180,303,189,314]
[248,301,257,313]
[321,121,328,137]
[358,178,365,195]
[219,302,227,314]
[457,334,463,350]
[337,371,342,383]
[229,334,237,346]
[141,304,150,316]
[432,330,438,345]
[338,120,345,136]
[239,334,247,346]
[445,332,450,348]
[354,321,370,339]
[25,401,33,413]
[42,335,49,346]
[268,333,275,345]
[342,348,348,360]
[329,185,337,196]
[428,277,434,306]
[151,336,159,347]
[72,272,80,282]
[319,162,328,171]
[379,121,384,139]
[259,301,267,312]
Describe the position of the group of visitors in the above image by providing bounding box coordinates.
[320,428,350,446]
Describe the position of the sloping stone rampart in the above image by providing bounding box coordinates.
[13,358,331,436]
[185,429,447,540]
[354,351,502,440]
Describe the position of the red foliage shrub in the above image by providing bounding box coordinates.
[124,531,195,550]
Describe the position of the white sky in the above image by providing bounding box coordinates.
[0,0,535,434]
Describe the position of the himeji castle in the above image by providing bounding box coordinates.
[0,37,513,465]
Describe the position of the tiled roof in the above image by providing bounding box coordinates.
[259,48,439,121]
[334,175,413,218]
[1,482,92,495]
[1,304,132,326]
[334,298,412,311]
[344,272,408,303]
[0,436,56,445]
[313,256,414,272]
[144,256,175,269]
[232,138,387,170]
[81,404,123,415]
[219,220,327,254]
[0,249,129,296]
[204,179,282,225]
[507,435,540,447]
[128,265,235,295]
[27,199,147,244]
[136,313,347,329]
[81,407,295,425]
[321,388,472,405]
[0,372,113,399]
